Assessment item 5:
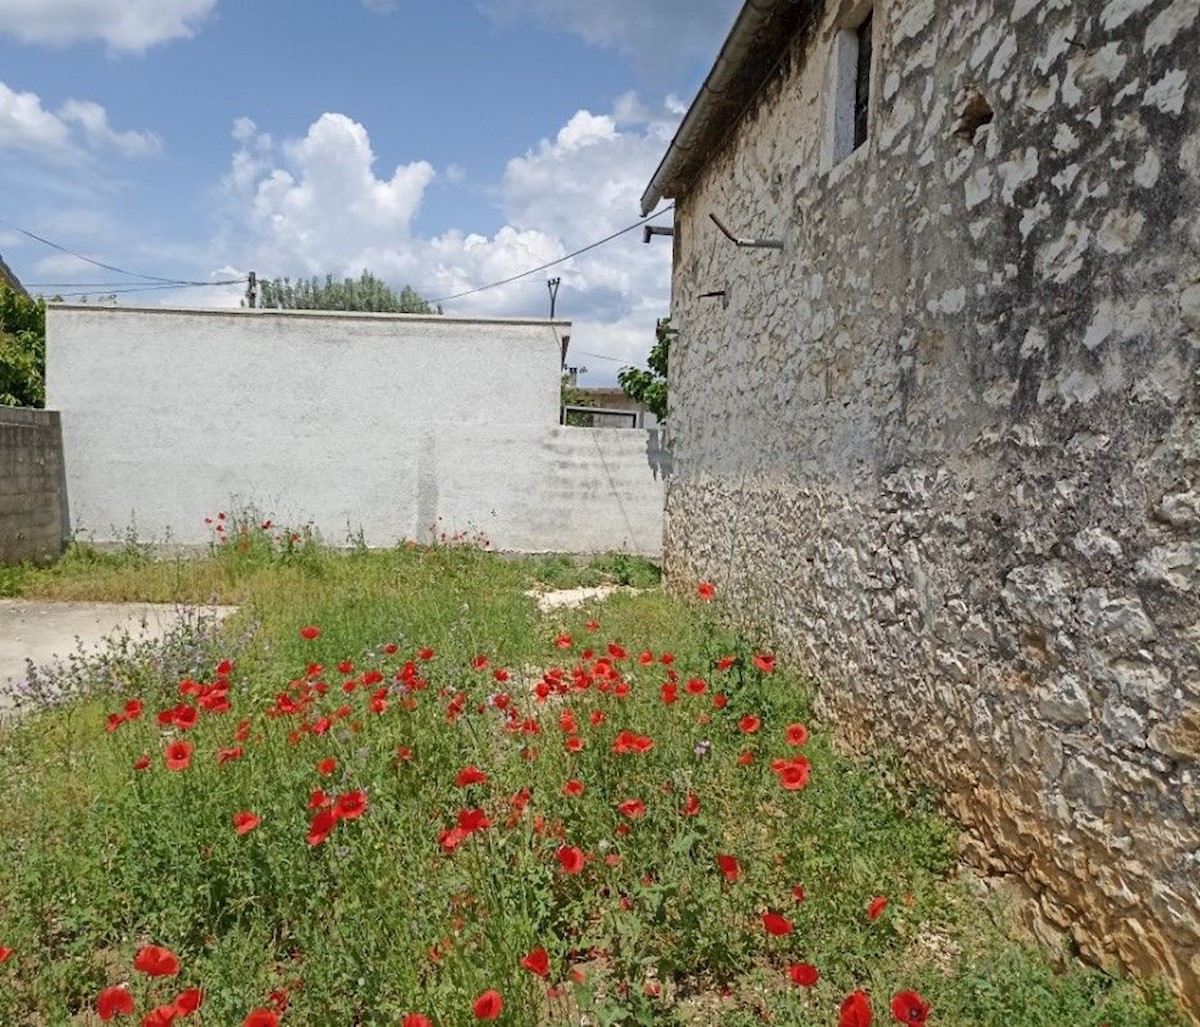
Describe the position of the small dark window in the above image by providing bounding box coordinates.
[853,13,873,150]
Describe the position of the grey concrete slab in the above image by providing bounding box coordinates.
[0,600,236,712]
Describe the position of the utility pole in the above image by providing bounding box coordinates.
[547,277,560,320]
[246,271,257,309]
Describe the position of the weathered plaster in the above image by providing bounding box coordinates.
[665,0,1200,1013]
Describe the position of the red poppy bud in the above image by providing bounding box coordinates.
[472,989,503,1020]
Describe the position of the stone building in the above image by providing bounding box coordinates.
[643,0,1200,1014]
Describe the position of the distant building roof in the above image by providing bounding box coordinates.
[0,253,28,297]
[641,0,816,215]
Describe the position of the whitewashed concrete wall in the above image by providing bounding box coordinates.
[46,306,665,555]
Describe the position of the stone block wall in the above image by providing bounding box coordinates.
[665,0,1199,1012]
[0,408,65,565]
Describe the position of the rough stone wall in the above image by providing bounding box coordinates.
[666,0,1200,1012]
[0,408,65,565]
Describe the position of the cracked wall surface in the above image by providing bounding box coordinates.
[666,0,1200,1012]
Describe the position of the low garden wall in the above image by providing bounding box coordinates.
[0,408,65,566]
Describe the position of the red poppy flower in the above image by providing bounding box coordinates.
[736,750,754,766]
[686,677,707,695]
[243,1010,280,1027]
[106,712,126,733]
[233,811,261,836]
[793,885,806,902]
[712,693,729,709]
[681,792,700,816]
[612,730,654,754]
[383,642,399,654]
[716,854,740,883]
[97,985,135,1020]
[471,655,489,670]
[556,845,585,875]
[307,808,337,846]
[402,1016,432,1027]
[617,798,647,819]
[565,736,584,753]
[762,911,793,937]
[455,765,489,787]
[133,754,151,771]
[739,715,761,734]
[585,620,600,632]
[660,683,678,704]
[715,655,736,671]
[418,647,435,660]
[335,790,367,820]
[216,658,234,676]
[299,626,320,641]
[778,757,811,790]
[316,758,336,776]
[839,990,873,1027]
[473,989,504,1020]
[637,650,654,665]
[697,582,716,601]
[163,740,192,772]
[173,988,203,1015]
[396,746,413,762]
[520,947,550,977]
[788,963,819,987]
[217,746,244,765]
[867,896,889,921]
[142,1003,177,1027]
[133,945,180,977]
[752,653,776,673]
[458,808,492,832]
[337,660,354,674]
[786,722,809,746]
[563,779,585,797]
[607,642,628,660]
[890,990,931,1025]
[554,633,573,649]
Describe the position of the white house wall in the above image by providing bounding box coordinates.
[47,305,665,555]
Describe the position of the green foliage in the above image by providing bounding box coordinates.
[618,317,671,423]
[561,373,597,427]
[0,542,1188,1025]
[0,284,46,407]
[259,270,436,314]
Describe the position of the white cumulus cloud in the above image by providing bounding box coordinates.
[0,81,73,158]
[0,80,161,162]
[59,100,161,157]
[0,0,216,52]
[219,98,679,381]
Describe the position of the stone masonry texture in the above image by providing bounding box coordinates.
[0,408,65,566]
[665,0,1200,1014]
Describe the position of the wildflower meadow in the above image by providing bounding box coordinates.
[0,520,1188,1025]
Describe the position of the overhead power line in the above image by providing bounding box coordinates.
[52,280,246,300]
[25,280,246,290]
[0,216,230,286]
[427,205,674,306]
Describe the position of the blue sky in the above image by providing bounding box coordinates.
[0,0,742,381]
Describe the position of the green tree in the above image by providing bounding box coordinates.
[258,270,437,314]
[618,316,671,423]
[0,284,46,408]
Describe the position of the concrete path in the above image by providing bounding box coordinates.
[524,585,647,613]
[0,600,236,711]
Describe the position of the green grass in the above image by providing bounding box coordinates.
[0,530,1187,1026]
